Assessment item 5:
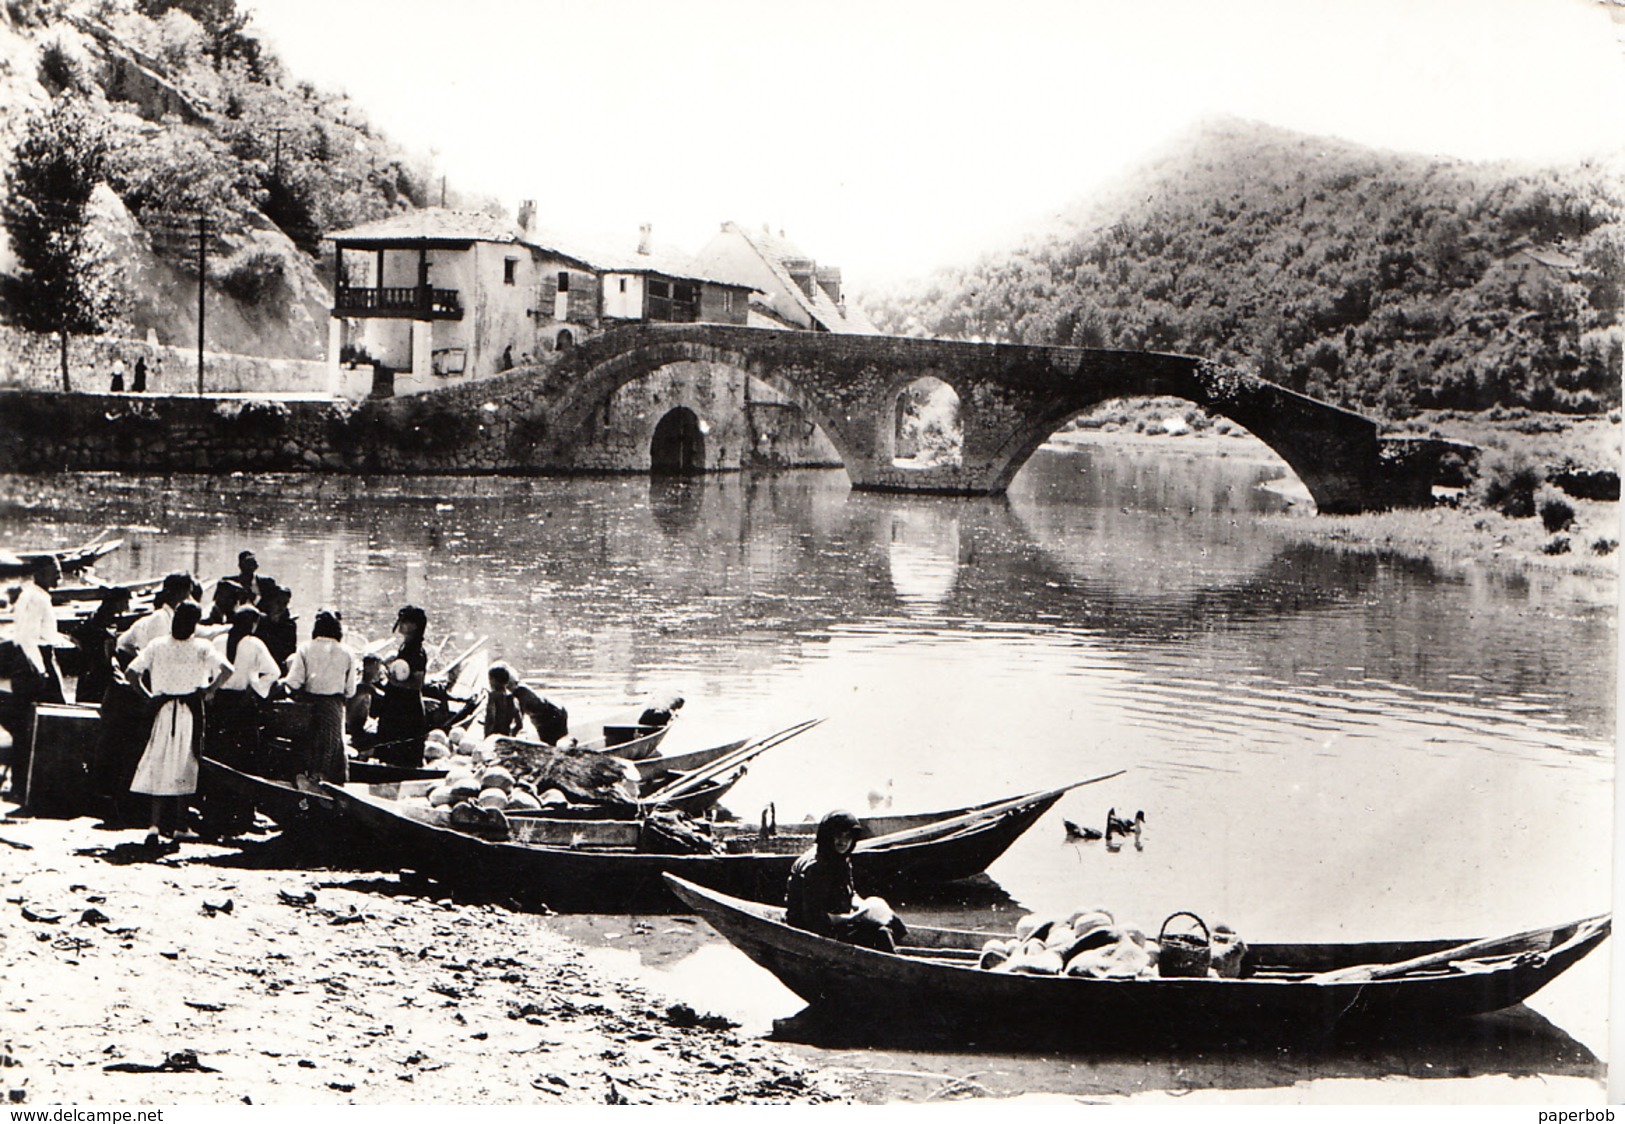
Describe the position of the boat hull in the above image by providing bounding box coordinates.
[324,783,1062,912]
[665,877,1611,1045]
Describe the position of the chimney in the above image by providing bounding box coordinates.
[783,256,817,299]
[815,266,842,305]
[637,223,652,255]
[516,200,535,234]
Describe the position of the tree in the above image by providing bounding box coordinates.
[2,98,126,391]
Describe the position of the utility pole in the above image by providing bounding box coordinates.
[271,125,285,180]
[197,213,207,395]
[440,175,447,207]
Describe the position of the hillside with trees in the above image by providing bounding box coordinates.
[0,0,451,364]
[867,119,1622,418]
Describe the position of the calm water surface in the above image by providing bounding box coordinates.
[1,440,1613,1096]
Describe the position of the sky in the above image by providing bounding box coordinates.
[248,0,1625,291]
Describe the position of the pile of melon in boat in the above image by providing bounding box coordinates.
[420,732,571,833]
[979,909,1246,979]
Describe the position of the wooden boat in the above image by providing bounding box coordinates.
[48,575,164,606]
[200,756,741,837]
[0,531,123,578]
[665,876,1612,1044]
[319,778,1086,912]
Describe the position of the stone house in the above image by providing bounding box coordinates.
[326,209,750,397]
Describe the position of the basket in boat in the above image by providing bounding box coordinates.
[1157,911,1211,978]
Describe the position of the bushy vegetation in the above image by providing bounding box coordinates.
[1,95,127,388]
[12,0,442,257]
[1473,450,1543,518]
[1537,486,1576,533]
[868,120,1622,418]
[216,245,289,305]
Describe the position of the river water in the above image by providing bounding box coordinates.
[0,436,1614,1100]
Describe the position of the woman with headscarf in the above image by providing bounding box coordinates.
[196,606,279,835]
[280,609,356,783]
[784,809,907,952]
[373,605,428,768]
[126,601,233,848]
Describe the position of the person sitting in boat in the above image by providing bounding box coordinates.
[637,694,683,730]
[126,600,233,848]
[280,609,357,784]
[346,652,385,751]
[785,810,907,953]
[372,605,428,768]
[484,662,569,744]
[219,550,275,610]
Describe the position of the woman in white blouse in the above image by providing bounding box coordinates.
[127,601,233,847]
[200,606,280,836]
[281,609,357,783]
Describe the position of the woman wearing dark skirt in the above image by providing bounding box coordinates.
[373,605,428,768]
[198,606,279,834]
[280,609,356,783]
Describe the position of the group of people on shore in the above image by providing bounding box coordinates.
[4,548,902,954]
[7,550,440,848]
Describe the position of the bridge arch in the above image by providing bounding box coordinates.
[889,373,963,466]
[541,337,866,475]
[650,406,705,474]
[1007,395,1315,499]
[404,324,1454,512]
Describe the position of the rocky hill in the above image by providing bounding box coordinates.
[0,0,442,360]
[866,119,1622,417]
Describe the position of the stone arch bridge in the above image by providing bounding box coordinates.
[411,323,1459,513]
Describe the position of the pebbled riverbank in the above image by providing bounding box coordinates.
[0,808,842,1106]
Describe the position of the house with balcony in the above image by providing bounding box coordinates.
[327,209,752,396]
[327,207,599,396]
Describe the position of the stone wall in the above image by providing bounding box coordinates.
[0,326,332,396]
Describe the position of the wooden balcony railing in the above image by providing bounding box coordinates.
[335,285,463,319]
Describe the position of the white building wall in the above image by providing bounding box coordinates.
[602,273,644,320]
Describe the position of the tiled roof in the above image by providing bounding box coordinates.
[520,225,752,289]
[716,223,874,334]
[328,208,528,245]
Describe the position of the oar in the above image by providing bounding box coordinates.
[857,770,1127,851]
[437,636,490,684]
[1306,917,1602,983]
[641,718,825,805]
[640,718,823,804]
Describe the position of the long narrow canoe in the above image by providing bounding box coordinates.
[0,533,123,578]
[201,757,741,838]
[665,876,1613,1045]
[320,780,1071,912]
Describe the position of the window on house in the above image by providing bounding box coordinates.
[503,257,518,285]
[558,271,570,293]
[722,290,735,313]
[619,278,627,293]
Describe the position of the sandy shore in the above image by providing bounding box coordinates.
[0,809,841,1106]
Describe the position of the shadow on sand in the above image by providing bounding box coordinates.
[770,1002,1602,1098]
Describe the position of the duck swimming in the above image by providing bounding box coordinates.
[1105,808,1146,840]
[1063,818,1104,842]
